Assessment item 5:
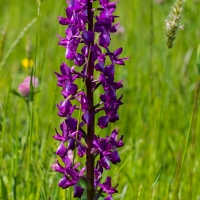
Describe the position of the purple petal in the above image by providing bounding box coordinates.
[105,195,113,200]
[60,62,71,76]
[82,30,94,44]
[59,176,76,189]
[81,46,89,57]
[66,168,79,181]
[68,138,75,150]
[99,33,110,48]
[80,93,90,109]
[110,129,124,147]
[57,100,73,117]
[109,113,119,123]
[65,117,77,131]
[74,53,85,66]
[111,23,119,33]
[98,116,109,129]
[58,16,70,25]
[99,157,110,170]
[109,150,121,164]
[65,82,78,96]
[77,145,86,157]
[115,60,125,65]
[110,129,118,140]
[65,28,73,40]
[94,54,106,72]
[113,47,123,57]
[94,22,106,33]
[69,0,82,12]
[51,161,65,173]
[107,89,117,100]
[104,64,114,77]
[95,62,104,72]
[62,155,72,168]
[98,176,118,194]
[82,110,92,125]
[58,39,68,46]
[116,135,124,147]
[66,48,76,60]
[100,0,109,5]
[65,39,79,60]
[56,143,68,157]
[53,129,64,141]
[74,185,84,198]
[94,167,102,183]
[60,122,69,138]
[79,166,86,176]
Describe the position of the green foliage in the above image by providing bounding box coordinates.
[0,0,200,199]
[1,176,8,200]
[151,162,165,188]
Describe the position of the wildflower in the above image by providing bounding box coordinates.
[53,0,127,199]
[18,76,39,96]
[21,58,34,68]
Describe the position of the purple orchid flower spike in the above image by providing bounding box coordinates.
[53,0,127,199]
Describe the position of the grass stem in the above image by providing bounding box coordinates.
[173,81,200,200]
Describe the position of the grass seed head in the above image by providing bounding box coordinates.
[165,0,184,49]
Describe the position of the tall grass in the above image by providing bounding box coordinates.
[0,0,200,199]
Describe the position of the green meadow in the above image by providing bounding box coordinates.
[1,0,200,199]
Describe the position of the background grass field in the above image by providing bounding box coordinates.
[1,0,200,199]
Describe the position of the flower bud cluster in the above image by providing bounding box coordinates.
[53,0,127,199]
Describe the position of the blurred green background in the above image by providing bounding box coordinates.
[1,0,200,199]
